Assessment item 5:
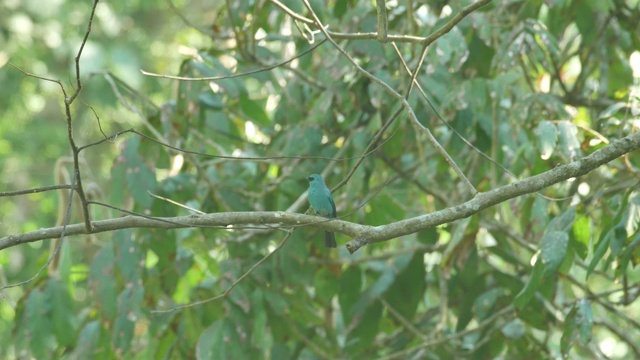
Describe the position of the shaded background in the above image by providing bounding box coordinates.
[1,0,640,358]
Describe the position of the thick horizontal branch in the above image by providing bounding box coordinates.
[0,212,368,251]
[1,132,639,253]
[346,132,640,252]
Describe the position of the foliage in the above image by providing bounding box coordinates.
[2,0,640,359]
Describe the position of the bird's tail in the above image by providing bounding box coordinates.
[325,231,337,248]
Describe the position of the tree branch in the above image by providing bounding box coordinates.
[2,132,639,253]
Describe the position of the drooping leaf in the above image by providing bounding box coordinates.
[540,231,569,276]
[537,120,557,160]
[561,306,577,356]
[548,207,576,232]
[46,278,76,346]
[575,298,593,345]
[383,252,426,321]
[502,318,526,339]
[557,121,581,160]
[515,259,545,310]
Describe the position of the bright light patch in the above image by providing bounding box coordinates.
[578,182,590,196]
[245,121,257,140]
[146,250,159,268]
[530,251,540,266]
[255,28,267,41]
[600,336,628,358]
[0,52,8,68]
[266,94,279,113]
[245,121,270,144]
[441,5,452,17]
[539,73,551,93]
[630,51,640,78]
[169,154,184,177]
[27,95,45,112]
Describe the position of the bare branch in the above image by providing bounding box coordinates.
[0,184,74,197]
[140,40,327,81]
[69,0,100,103]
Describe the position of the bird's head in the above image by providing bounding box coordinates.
[307,174,324,184]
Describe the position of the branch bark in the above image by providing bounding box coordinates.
[2,132,639,253]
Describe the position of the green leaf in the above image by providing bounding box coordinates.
[587,229,612,278]
[265,290,289,316]
[530,196,549,232]
[250,290,268,349]
[383,253,426,321]
[610,224,627,256]
[514,259,545,310]
[576,299,593,345]
[619,231,640,277]
[125,160,157,209]
[442,216,473,267]
[572,215,591,259]
[599,102,628,119]
[46,278,76,346]
[198,91,224,109]
[537,120,557,160]
[114,229,143,283]
[113,137,158,209]
[314,267,339,303]
[24,289,52,359]
[333,0,348,17]
[152,329,176,360]
[239,92,270,126]
[73,321,103,359]
[502,319,526,339]
[112,285,144,353]
[197,319,226,360]
[351,253,413,314]
[339,266,363,325]
[548,207,576,232]
[366,194,406,225]
[89,244,118,319]
[561,306,577,356]
[588,189,634,278]
[345,301,383,356]
[557,121,581,160]
[585,0,613,12]
[540,231,569,276]
[110,153,128,207]
[192,53,245,97]
[474,288,503,319]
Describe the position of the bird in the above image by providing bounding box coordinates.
[307,174,337,248]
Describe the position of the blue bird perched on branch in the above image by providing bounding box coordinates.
[307,174,337,248]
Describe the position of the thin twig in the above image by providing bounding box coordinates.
[301,0,479,196]
[151,229,293,313]
[380,297,429,340]
[140,40,327,81]
[0,184,74,197]
[0,172,77,291]
[376,306,514,360]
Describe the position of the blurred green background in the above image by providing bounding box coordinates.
[1,0,640,359]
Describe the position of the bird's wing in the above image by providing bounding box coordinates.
[327,190,336,217]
